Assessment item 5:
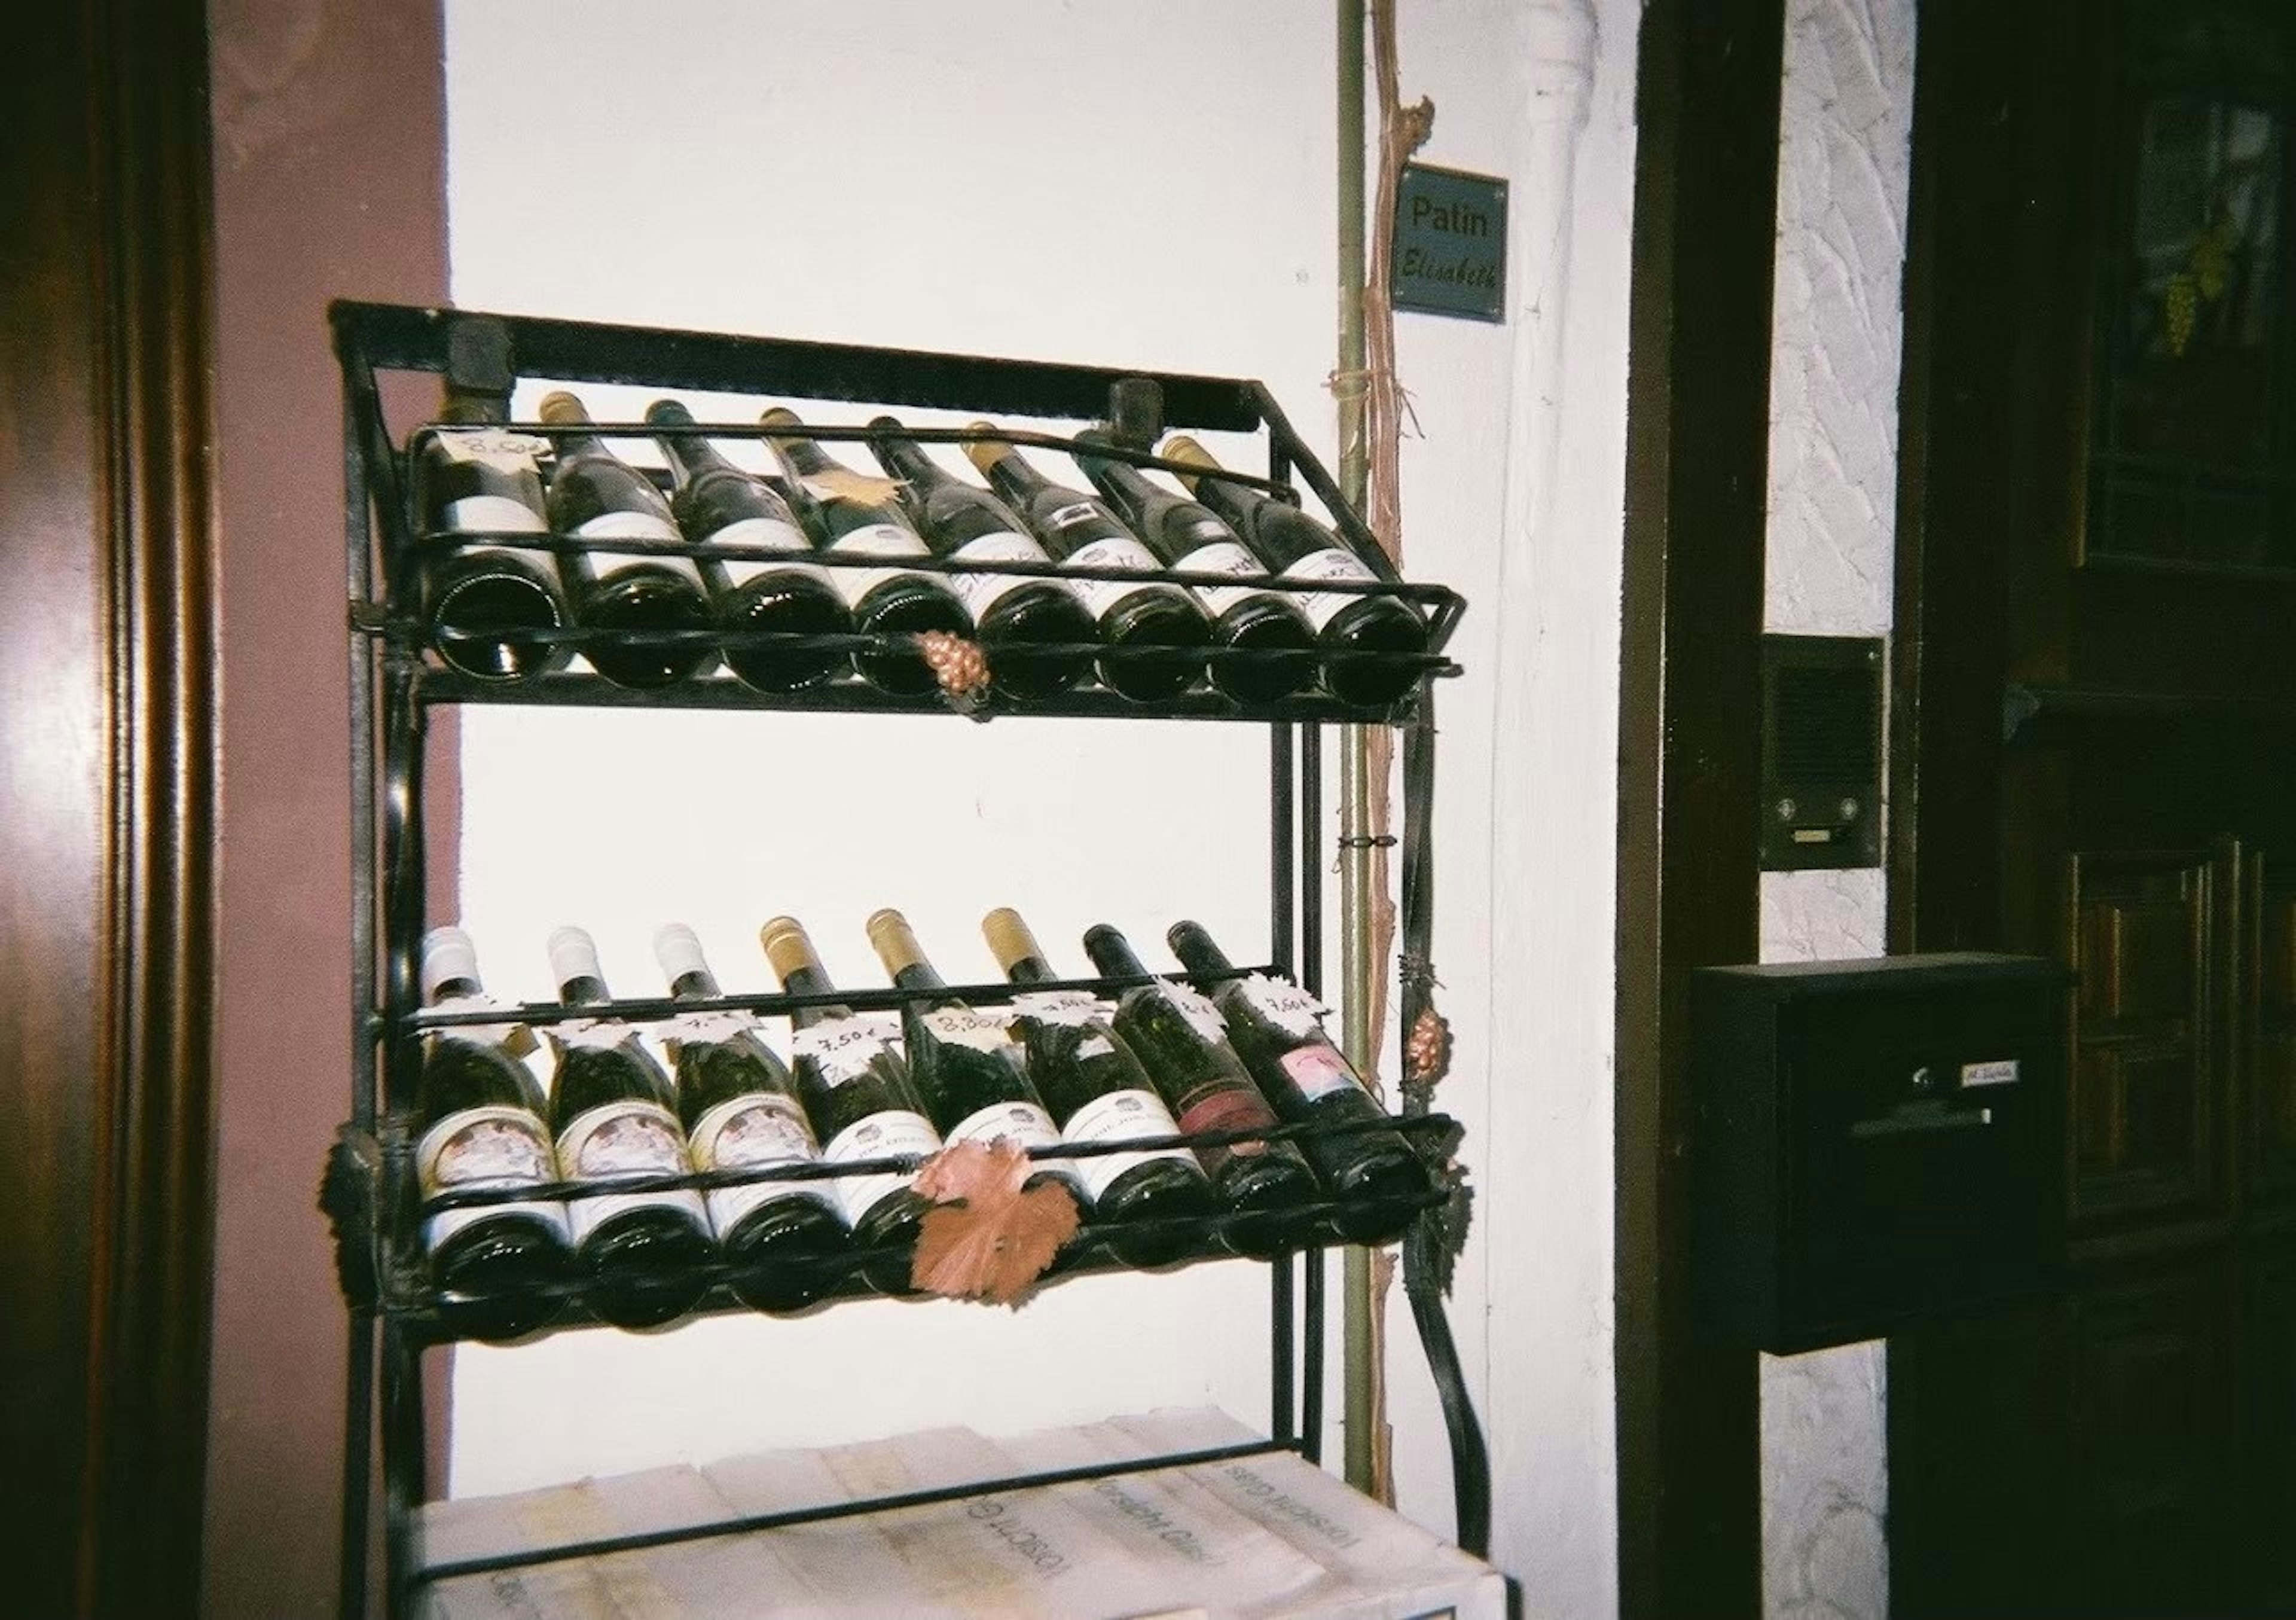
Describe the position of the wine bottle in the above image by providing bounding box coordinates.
[1159,437,1428,706]
[413,928,574,1340]
[868,420,1094,700]
[411,397,572,682]
[1072,431,1315,704]
[1165,921,1430,1243]
[759,409,972,697]
[982,908,1214,1268]
[862,909,1081,1200]
[961,428,1211,703]
[536,392,715,689]
[646,400,853,694]
[1079,924,1320,1258]
[654,923,849,1314]
[543,926,714,1329]
[758,916,939,1295]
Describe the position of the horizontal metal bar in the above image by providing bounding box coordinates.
[331,301,1266,431]
[406,967,1257,1030]
[413,1439,1290,1588]
[408,665,1454,724]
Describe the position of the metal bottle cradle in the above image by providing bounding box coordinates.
[323,300,1488,1619]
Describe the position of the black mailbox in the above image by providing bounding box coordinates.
[1690,952,2068,1354]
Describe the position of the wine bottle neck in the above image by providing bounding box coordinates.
[558,974,610,1006]
[428,974,482,1003]
[775,962,850,1027]
[1082,925,1148,981]
[868,424,942,489]
[969,440,1052,508]
[1165,920,1235,980]
[668,968,719,1000]
[655,428,740,487]
[1002,954,1053,986]
[763,418,836,480]
[1073,438,1154,517]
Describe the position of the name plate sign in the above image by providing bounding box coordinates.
[1390,163,1507,322]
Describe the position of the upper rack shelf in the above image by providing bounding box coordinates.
[331,301,1465,725]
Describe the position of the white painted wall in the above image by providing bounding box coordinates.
[442,2,1638,1613]
[1756,3,1918,1619]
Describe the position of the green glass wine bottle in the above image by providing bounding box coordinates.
[646,400,853,694]
[1079,924,1320,1258]
[1071,431,1315,704]
[982,908,1214,1268]
[536,392,715,689]
[414,928,573,1340]
[1165,920,1430,1243]
[412,396,570,682]
[758,916,939,1295]
[961,428,1210,702]
[759,409,972,697]
[863,908,1081,1193]
[654,923,849,1314]
[543,926,715,1329]
[868,419,1094,700]
[1159,435,1428,707]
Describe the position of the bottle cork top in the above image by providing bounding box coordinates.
[545,924,602,988]
[643,398,695,427]
[419,926,481,1001]
[652,922,709,981]
[979,907,1043,972]
[959,422,1012,476]
[536,391,591,426]
[863,907,926,975]
[1156,435,1216,489]
[758,406,804,435]
[758,915,821,982]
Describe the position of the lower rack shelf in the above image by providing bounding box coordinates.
[331,1112,1464,1348]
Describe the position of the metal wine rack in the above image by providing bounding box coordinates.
[324,300,1486,1619]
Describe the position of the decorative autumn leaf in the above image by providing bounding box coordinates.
[909,1138,1079,1307]
[799,467,905,506]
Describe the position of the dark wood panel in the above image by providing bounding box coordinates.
[1615,0,1783,1615]
[2250,860,2296,1206]
[2242,1233,2296,1612]
[2068,850,2222,1226]
[0,0,218,1614]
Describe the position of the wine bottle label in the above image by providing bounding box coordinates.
[439,493,549,536]
[554,1099,707,1246]
[792,1015,894,1085]
[819,1108,939,1227]
[1278,1044,1364,1102]
[428,993,537,1059]
[921,1005,1019,1054]
[1171,538,1264,620]
[554,1017,652,1055]
[826,521,930,609]
[576,510,706,588]
[1062,534,1168,620]
[662,1009,755,1055]
[1171,1082,1279,1163]
[945,1100,1082,1192]
[1278,546,1379,632]
[416,1103,569,1252]
[698,515,835,592]
[1159,983,1234,1046]
[949,530,1064,618]
[1060,1087,1196,1202]
[689,1093,836,1237]
[436,429,549,472]
[1012,990,1104,1029]
[1238,974,1327,1039]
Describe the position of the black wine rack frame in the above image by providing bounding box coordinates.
[325,300,1488,1619]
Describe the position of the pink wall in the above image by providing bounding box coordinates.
[204,2,445,1613]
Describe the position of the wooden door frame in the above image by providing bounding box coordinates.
[0,1,219,1613]
[1614,0,1785,1615]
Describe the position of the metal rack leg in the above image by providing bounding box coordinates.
[1301,1246,1326,1466]
[1270,1253,1296,1450]
[380,1320,428,1620]
[339,1307,375,1620]
[1405,1216,1490,1558]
